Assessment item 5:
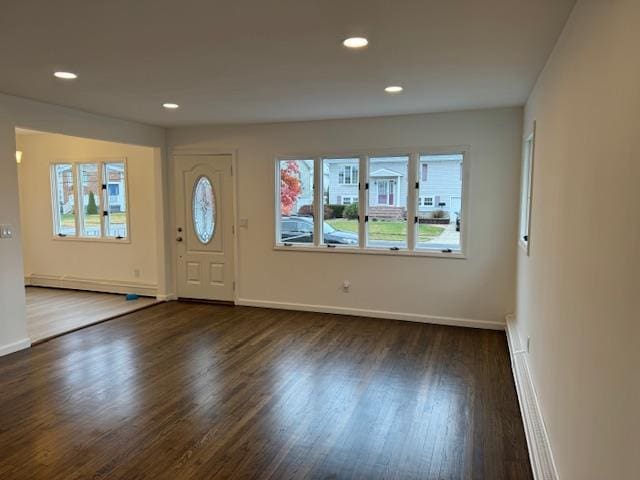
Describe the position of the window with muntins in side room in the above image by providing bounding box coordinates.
[50,160,129,240]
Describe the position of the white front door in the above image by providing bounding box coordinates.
[450,195,462,218]
[174,154,234,301]
[375,179,396,206]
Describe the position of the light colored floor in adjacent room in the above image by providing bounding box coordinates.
[26,287,159,343]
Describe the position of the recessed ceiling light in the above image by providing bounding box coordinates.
[162,103,180,109]
[53,71,78,80]
[384,86,404,94]
[343,37,368,49]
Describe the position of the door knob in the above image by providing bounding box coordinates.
[176,236,183,242]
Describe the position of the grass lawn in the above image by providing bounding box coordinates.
[61,212,127,227]
[327,219,444,242]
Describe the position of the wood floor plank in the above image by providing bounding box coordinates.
[0,302,532,479]
[25,287,159,342]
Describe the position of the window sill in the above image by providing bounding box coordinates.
[274,244,466,259]
[52,236,131,244]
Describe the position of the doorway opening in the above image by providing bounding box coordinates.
[15,127,164,342]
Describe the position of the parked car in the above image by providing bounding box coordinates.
[455,212,461,232]
[281,216,358,245]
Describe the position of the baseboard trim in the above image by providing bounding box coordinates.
[156,293,177,301]
[27,274,158,297]
[505,315,558,480]
[237,298,505,330]
[0,338,31,357]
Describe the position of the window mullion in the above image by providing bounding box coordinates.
[407,153,418,251]
[73,163,81,236]
[359,155,367,249]
[275,159,281,245]
[51,165,60,236]
[313,157,322,247]
[100,163,107,239]
[460,152,468,255]
[52,165,60,236]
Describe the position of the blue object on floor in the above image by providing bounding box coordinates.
[126,293,139,301]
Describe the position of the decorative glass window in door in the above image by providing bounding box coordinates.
[192,176,215,243]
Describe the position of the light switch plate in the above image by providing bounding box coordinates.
[0,225,13,239]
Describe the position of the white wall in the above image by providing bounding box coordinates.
[0,93,165,147]
[0,106,29,355]
[17,133,159,292]
[169,108,522,326]
[0,93,167,355]
[516,0,640,478]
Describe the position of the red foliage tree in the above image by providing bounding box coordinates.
[280,161,302,215]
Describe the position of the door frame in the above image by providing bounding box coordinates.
[171,148,239,303]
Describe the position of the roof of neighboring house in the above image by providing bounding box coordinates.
[370,168,403,177]
[325,154,462,165]
[420,154,464,162]
[370,157,407,164]
[323,158,358,165]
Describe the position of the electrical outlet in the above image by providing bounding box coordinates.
[133,269,141,278]
[239,218,249,228]
[0,225,13,239]
[342,281,350,293]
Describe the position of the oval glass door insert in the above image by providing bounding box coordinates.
[192,176,215,244]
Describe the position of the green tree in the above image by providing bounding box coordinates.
[86,191,99,215]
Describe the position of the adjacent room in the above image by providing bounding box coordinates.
[15,129,162,342]
[0,1,638,479]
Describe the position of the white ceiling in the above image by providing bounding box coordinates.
[0,0,575,127]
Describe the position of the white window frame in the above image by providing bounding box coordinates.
[77,163,104,239]
[274,158,318,247]
[418,196,434,208]
[274,146,469,259]
[341,196,357,205]
[323,157,361,248]
[338,164,358,185]
[414,152,466,254]
[366,156,410,249]
[421,163,429,181]
[519,122,536,255]
[102,161,130,240]
[50,163,79,238]
[50,158,130,243]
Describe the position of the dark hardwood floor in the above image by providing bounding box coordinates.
[0,302,532,479]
